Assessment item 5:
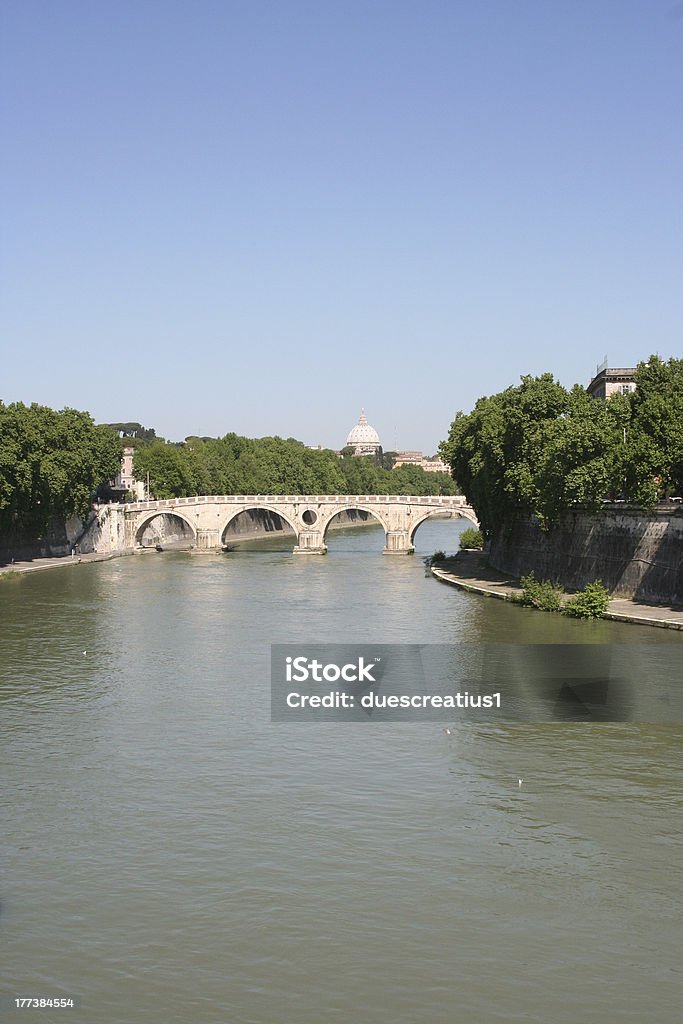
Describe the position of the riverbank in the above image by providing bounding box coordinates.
[489,505,683,606]
[431,551,683,630]
[0,550,123,577]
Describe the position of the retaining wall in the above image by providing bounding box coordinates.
[489,506,683,605]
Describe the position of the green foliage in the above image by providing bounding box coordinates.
[0,402,122,541]
[563,580,610,619]
[439,358,683,536]
[132,435,459,500]
[510,575,610,618]
[105,422,157,441]
[428,550,446,564]
[459,527,484,549]
[622,356,683,504]
[513,573,564,612]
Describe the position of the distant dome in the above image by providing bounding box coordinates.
[346,410,381,454]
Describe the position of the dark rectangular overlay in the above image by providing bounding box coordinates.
[271,644,683,723]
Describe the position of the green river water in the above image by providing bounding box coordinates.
[1,519,681,1023]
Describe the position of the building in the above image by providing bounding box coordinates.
[587,361,636,400]
[110,446,146,501]
[345,410,382,456]
[420,456,450,474]
[342,411,449,471]
[392,450,423,466]
[393,451,450,473]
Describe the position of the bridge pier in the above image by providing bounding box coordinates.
[195,528,220,550]
[383,530,415,555]
[293,530,327,555]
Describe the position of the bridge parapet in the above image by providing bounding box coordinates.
[121,494,471,511]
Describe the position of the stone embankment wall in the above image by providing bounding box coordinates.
[222,508,295,541]
[489,506,683,605]
[137,514,195,548]
[80,508,197,551]
[77,506,128,554]
[0,515,93,563]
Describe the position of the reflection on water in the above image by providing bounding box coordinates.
[1,519,681,1024]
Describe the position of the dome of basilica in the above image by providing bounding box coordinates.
[346,410,381,454]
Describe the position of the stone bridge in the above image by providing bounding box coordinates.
[113,494,478,555]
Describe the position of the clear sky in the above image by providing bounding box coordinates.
[1,1,681,452]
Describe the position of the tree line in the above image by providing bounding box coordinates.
[0,402,458,547]
[439,356,683,538]
[5,357,678,546]
[132,434,459,499]
[0,402,122,542]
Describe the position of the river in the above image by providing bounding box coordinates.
[1,519,681,1023]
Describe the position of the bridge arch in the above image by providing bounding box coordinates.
[408,507,479,545]
[220,505,299,547]
[320,505,391,545]
[134,510,198,547]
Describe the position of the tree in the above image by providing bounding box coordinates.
[0,402,122,540]
[531,386,625,523]
[133,441,196,499]
[105,421,157,441]
[624,356,683,503]
[129,431,462,501]
[440,373,626,536]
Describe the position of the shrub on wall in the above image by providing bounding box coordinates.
[513,573,564,612]
[512,574,610,618]
[563,580,610,619]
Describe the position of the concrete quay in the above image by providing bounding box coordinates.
[0,551,122,576]
[432,552,683,631]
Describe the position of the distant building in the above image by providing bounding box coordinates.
[345,410,382,456]
[342,411,449,471]
[421,456,450,474]
[587,360,636,400]
[119,447,136,491]
[393,450,450,473]
[392,450,423,466]
[110,446,146,500]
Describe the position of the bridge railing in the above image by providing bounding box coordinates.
[119,494,470,511]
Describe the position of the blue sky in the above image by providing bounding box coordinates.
[1,0,681,453]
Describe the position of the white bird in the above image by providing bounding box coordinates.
[518,778,523,787]
[444,728,451,735]
[82,650,87,655]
